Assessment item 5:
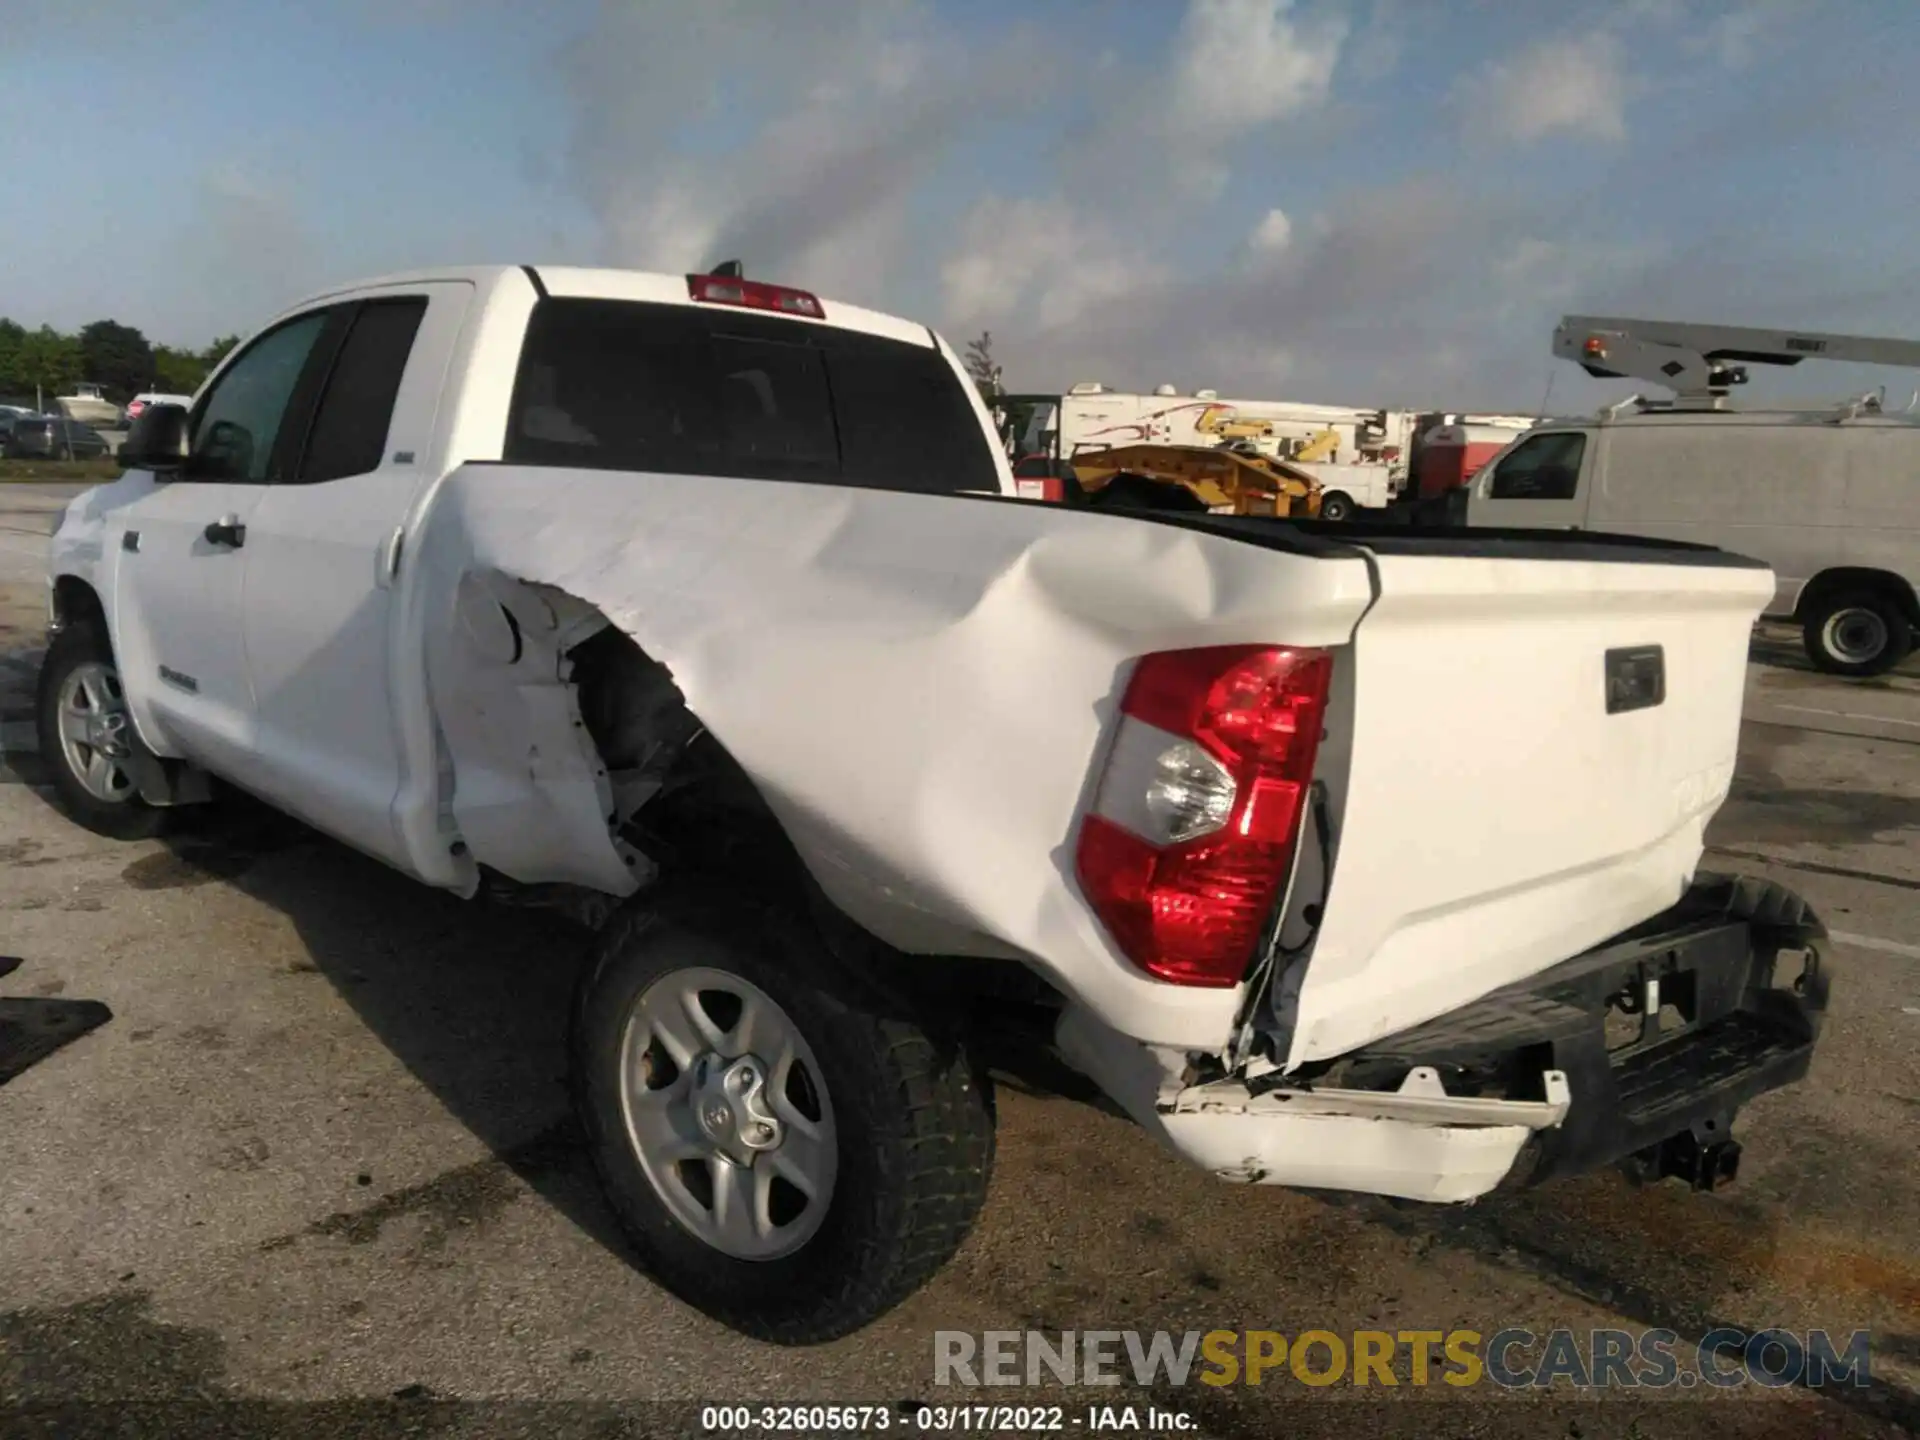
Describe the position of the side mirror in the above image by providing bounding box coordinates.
[119,403,190,474]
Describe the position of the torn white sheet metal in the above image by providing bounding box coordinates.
[1054,1004,1561,1201]
[431,567,646,896]
[408,466,1376,1053]
[1163,1106,1538,1201]
[1163,1066,1573,1130]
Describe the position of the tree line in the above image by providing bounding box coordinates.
[0,318,239,409]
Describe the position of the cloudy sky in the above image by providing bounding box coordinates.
[5,0,1917,410]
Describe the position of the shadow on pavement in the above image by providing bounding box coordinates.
[120,795,634,1264]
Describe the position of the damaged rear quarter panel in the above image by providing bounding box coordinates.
[409,466,1375,1049]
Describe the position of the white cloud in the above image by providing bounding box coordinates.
[1495,236,1568,291]
[979,178,1472,398]
[605,182,723,280]
[1052,0,1347,212]
[1189,336,1299,394]
[1346,0,1410,84]
[1488,234,1657,327]
[940,198,1163,333]
[1248,207,1294,255]
[1461,32,1628,144]
[1689,0,1806,70]
[554,0,1044,301]
[529,0,1904,413]
[1165,0,1347,146]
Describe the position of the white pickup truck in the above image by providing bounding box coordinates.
[39,264,1829,1343]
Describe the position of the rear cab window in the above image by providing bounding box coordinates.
[295,297,428,483]
[503,299,999,495]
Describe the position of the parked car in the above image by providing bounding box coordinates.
[125,392,194,425]
[5,416,109,460]
[42,263,1828,1344]
[0,405,37,441]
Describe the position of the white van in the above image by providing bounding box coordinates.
[1466,403,1920,676]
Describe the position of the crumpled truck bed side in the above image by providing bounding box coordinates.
[403,466,1376,1051]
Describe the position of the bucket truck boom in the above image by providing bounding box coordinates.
[1556,315,1920,409]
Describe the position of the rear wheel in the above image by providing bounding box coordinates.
[1802,589,1912,677]
[572,888,996,1343]
[1318,491,1355,522]
[34,621,169,840]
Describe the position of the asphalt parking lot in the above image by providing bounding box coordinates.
[2,482,1918,1438]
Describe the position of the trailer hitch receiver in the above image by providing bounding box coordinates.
[1627,1119,1742,1193]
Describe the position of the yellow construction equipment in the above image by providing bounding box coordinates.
[1194,404,1276,442]
[1066,443,1324,517]
[1290,426,1341,463]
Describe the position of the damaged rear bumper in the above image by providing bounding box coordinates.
[1358,871,1828,1192]
[1059,873,1828,1203]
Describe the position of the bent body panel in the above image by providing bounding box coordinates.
[404,466,1378,1051]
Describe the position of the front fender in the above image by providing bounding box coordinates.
[46,474,172,758]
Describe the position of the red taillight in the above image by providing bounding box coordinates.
[1075,646,1332,987]
[687,273,824,318]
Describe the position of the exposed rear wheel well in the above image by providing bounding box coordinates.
[561,614,1062,1022]
[1794,568,1920,627]
[564,621,805,895]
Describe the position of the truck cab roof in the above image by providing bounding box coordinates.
[279,264,938,350]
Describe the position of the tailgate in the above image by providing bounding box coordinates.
[1280,542,1773,1068]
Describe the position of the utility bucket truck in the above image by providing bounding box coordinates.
[1469,315,1920,675]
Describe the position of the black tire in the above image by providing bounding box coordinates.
[34,620,170,840]
[1801,588,1913,677]
[572,887,996,1344]
[1318,491,1355,522]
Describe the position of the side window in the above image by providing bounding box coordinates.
[295,298,428,483]
[187,311,331,482]
[1487,432,1587,500]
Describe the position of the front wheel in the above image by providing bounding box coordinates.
[1802,589,1912,677]
[572,889,996,1344]
[1318,491,1355,522]
[34,621,169,840]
